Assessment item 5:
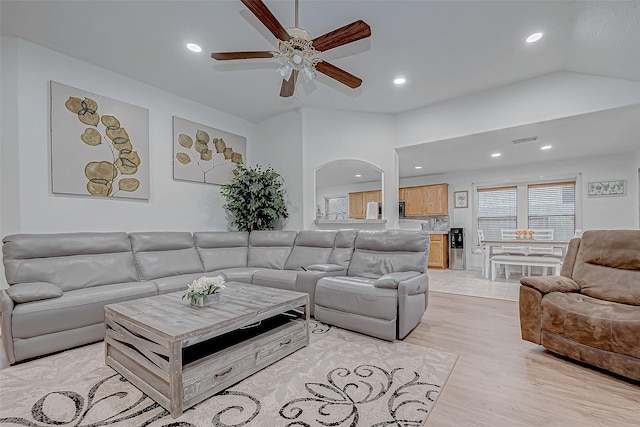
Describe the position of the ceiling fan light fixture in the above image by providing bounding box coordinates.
[277,63,293,81]
[301,64,316,83]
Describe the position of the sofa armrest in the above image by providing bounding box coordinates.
[374,271,421,289]
[396,273,429,295]
[520,275,580,295]
[0,289,16,364]
[307,264,345,273]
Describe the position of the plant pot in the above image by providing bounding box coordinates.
[190,293,221,308]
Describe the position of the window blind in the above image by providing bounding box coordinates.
[528,181,576,241]
[477,186,517,241]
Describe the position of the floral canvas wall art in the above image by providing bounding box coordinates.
[587,180,625,197]
[173,116,245,185]
[50,81,150,199]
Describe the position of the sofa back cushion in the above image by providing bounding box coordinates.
[194,231,249,272]
[284,230,336,270]
[248,231,297,270]
[572,230,640,306]
[130,232,204,281]
[2,232,139,292]
[328,229,358,268]
[348,230,430,279]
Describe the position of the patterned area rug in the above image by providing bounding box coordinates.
[0,322,457,426]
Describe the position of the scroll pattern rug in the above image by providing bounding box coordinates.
[0,322,457,426]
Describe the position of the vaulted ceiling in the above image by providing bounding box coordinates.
[2,0,639,124]
[2,1,640,179]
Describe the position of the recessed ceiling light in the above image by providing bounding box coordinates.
[186,43,202,53]
[526,32,543,43]
[393,77,406,86]
[414,166,422,169]
[491,153,501,158]
[355,174,362,178]
[541,145,552,150]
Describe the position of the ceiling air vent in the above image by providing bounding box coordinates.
[512,136,538,144]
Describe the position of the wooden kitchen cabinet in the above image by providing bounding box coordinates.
[400,183,448,216]
[348,190,381,219]
[428,234,448,269]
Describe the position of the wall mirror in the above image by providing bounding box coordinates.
[315,160,383,220]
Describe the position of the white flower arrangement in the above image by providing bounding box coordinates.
[182,275,226,305]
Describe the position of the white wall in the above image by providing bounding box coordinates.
[400,151,639,269]
[1,37,254,237]
[394,72,640,147]
[301,108,398,229]
[252,110,303,230]
[316,181,382,218]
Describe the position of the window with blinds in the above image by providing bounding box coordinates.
[528,181,576,241]
[477,186,517,241]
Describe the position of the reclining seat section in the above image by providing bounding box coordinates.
[1,232,155,364]
[314,230,430,341]
[253,229,358,314]
[519,229,640,380]
[130,231,206,294]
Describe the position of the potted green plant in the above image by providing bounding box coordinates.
[220,163,289,231]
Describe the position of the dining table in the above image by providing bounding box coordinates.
[482,239,570,279]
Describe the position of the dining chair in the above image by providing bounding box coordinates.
[497,229,528,277]
[473,230,487,276]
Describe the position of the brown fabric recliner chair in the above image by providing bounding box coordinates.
[519,229,640,381]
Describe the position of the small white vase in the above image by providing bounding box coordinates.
[190,293,221,307]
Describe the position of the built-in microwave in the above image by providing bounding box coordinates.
[399,201,406,217]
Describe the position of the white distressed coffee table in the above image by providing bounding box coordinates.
[104,282,309,418]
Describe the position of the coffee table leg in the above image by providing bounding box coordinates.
[169,341,184,418]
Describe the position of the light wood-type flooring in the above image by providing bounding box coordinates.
[408,291,640,427]
[2,272,639,427]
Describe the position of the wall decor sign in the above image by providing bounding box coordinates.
[173,116,245,185]
[454,190,468,208]
[50,81,150,199]
[587,180,625,197]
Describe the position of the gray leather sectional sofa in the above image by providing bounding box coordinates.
[1,229,430,364]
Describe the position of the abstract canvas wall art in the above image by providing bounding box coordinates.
[50,81,150,199]
[173,116,245,185]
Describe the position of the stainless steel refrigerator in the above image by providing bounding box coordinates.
[449,227,465,270]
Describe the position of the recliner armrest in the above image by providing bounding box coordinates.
[374,271,421,289]
[397,273,429,295]
[0,289,16,364]
[307,264,345,273]
[520,275,580,294]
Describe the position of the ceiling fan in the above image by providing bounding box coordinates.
[211,0,371,97]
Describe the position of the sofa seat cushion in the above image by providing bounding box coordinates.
[11,281,158,339]
[252,270,298,291]
[214,267,266,283]
[542,292,640,359]
[153,273,212,295]
[315,276,397,321]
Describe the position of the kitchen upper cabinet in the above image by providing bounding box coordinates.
[423,184,448,215]
[428,234,448,269]
[348,190,381,219]
[400,183,448,216]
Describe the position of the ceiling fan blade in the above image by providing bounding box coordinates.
[241,0,290,41]
[315,61,362,89]
[312,20,371,52]
[280,70,298,97]
[211,51,274,60]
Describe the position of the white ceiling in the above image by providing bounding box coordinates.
[397,104,640,178]
[315,159,381,189]
[2,0,639,125]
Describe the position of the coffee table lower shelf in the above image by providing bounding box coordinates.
[105,305,308,418]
